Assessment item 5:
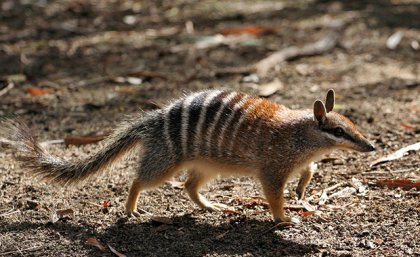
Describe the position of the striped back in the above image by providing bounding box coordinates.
[161,90,281,161]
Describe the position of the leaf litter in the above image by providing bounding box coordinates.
[370,142,420,167]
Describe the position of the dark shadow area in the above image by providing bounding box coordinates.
[0,216,318,257]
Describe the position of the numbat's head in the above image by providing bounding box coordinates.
[311,89,375,153]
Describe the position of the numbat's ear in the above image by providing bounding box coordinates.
[325,89,335,113]
[314,100,327,125]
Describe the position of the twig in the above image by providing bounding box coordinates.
[307,182,347,201]
[215,17,356,77]
[0,245,44,256]
[324,182,348,193]
[370,142,420,167]
[0,209,20,217]
[39,139,65,147]
[254,29,341,75]
[0,82,14,97]
[80,201,102,207]
[362,168,417,175]
[72,76,109,88]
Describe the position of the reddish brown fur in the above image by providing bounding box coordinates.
[247,98,282,122]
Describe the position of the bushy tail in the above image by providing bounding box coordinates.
[1,119,142,186]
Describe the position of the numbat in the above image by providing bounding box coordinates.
[2,89,375,222]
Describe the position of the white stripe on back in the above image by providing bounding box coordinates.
[227,98,262,153]
[216,95,249,154]
[181,92,204,156]
[193,90,223,156]
[205,92,237,154]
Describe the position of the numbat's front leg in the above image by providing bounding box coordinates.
[296,163,316,200]
[259,172,293,222]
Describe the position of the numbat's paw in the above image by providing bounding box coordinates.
[125,210,141,218]
[274,214,300,224]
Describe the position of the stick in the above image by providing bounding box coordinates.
[254,29,341,75]
[215,16,357,77]
[0,82,14,97]
[0,245,44,256]
[307,182,347,201]
[0,209,20,217]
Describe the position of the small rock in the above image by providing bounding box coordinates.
[123,15,137,25]
[411,40,419,51]
[386,31,403,50]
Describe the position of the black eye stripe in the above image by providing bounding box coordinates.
[321,128,356,142]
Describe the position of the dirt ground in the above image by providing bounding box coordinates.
[0,1,419,256]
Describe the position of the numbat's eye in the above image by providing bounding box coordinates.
[334,127,344,137]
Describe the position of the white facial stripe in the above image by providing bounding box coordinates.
[205,92,238,153]
[193,90,224,156]
[227,98,262,152]
[217,95,249,152]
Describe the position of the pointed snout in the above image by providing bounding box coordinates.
[360,141,376,152]
[353,135,376,152]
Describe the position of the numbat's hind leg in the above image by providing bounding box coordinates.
[125,178,143,217]
[184,170,226,211]
[184,170,216,211]
[125,158,179,217]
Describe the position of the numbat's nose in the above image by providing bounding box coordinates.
[364,142,376,152]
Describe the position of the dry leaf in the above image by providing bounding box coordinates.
[26,87,51,96]
[257,78,283,97]
[377,179,420,190]
[370,142,420,167]
[220,26,277,36]
[400,122,414,129]
[299,210,315,217]
[351,177,367,193]
[108,244,127,257]
[329,187,356,199]
[86,238,107,252]
[64,131,111,146]
[300,200,315,212]
[319,190,329,205]
[50,212,59,223]
[115,85,141,94]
